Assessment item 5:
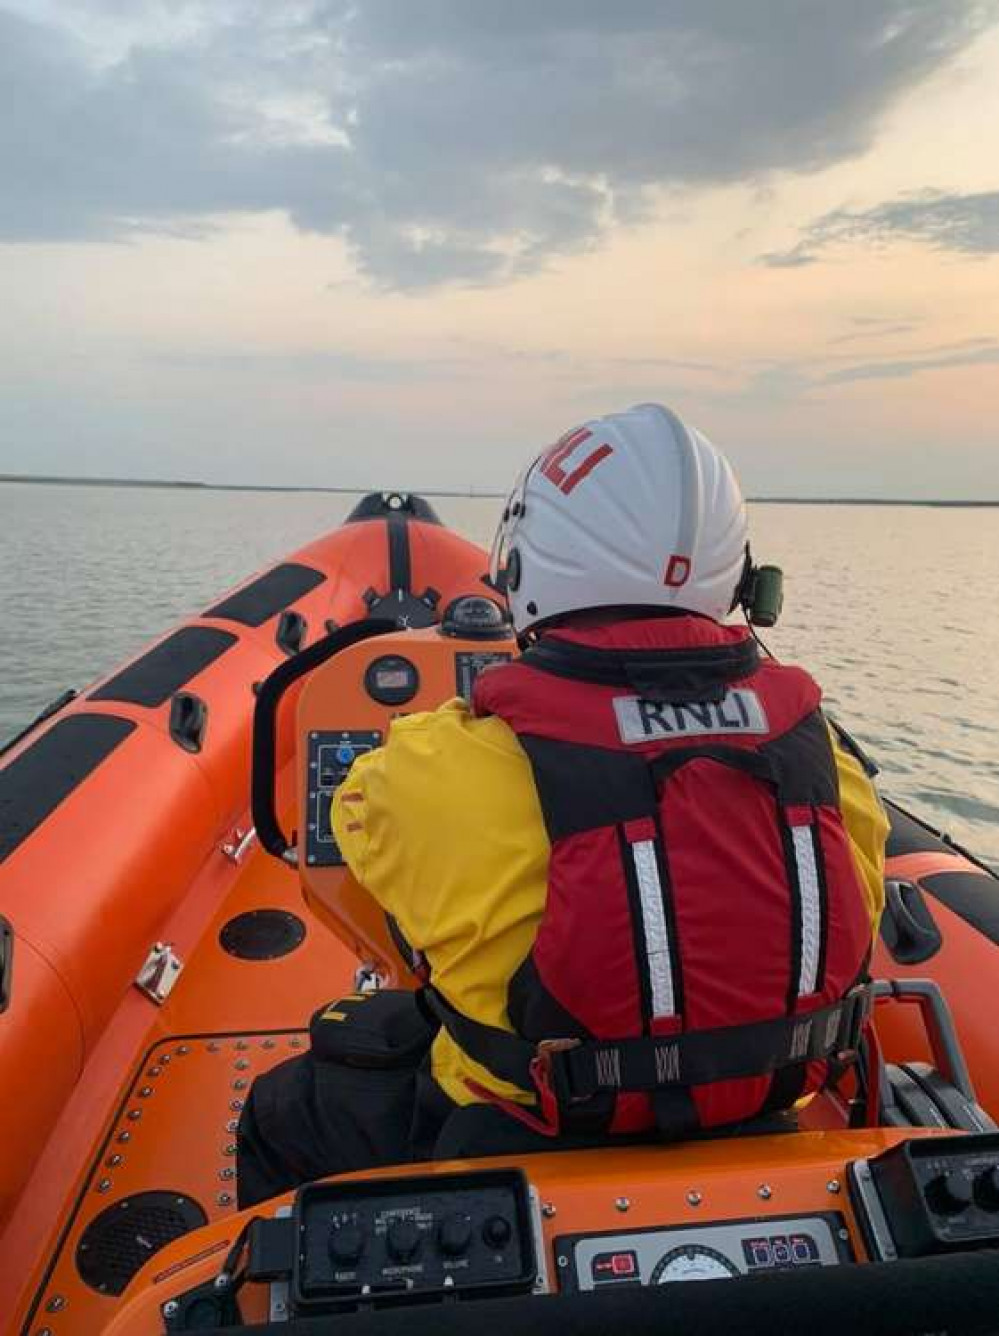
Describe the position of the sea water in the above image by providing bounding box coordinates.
[1,482,997,866]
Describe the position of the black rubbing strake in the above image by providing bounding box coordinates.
[0,688,78,760]
[206,562,326,628]
[0,917,12,1013]
[885,801,949,859]
[90,627,236,707]
[0,714,135,864]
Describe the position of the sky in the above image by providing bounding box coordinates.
[1,1,998,498]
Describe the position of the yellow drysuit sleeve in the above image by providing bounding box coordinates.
[827,725,888,939]
[333,698,548,1106]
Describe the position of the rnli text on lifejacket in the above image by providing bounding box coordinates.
[613,689,770,744]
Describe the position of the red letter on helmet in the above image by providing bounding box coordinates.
[664,554,691,587]
[539,428,614,495]
[540,427,592,488]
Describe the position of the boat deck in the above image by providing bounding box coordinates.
[33,1027,303,1333]
[9,810,358,1336]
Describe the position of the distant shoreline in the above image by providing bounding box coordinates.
[1,472,998,506]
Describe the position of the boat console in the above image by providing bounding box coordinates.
[100,1129,999,1334]
[251,597,518,974]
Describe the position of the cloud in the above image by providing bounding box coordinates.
[822,342,999,385]
[761,188,999,266]
[827,319,918,344]
[757,247,820,268]
[151,346,470,383]
[1,2,996,285]
[679,336,999,405]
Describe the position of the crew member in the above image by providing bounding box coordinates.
[238,402,887,1204]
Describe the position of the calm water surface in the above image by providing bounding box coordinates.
[1,483,997,866]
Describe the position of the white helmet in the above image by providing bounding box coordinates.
[490,403,749,634]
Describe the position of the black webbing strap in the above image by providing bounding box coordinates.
[421,988,537,1089]
[519,635,759,703]
[422,985,872,1106]
[558,989,871,1101]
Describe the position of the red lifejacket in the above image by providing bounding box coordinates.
[426,616,873,1138]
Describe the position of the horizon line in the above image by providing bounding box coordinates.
[1,472,998,507]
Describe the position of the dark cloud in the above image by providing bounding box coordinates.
[1,1,995,285]
[757,248,820,268]
[761,189,999,266]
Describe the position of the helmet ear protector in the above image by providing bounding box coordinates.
[732,545,784,627]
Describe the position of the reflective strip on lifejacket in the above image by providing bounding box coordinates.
[630,836,676,1019]
[791,820,822,996]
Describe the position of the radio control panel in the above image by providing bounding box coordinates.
[304,730,381,868]
[290,1169,538,1312]
[851,1132,999,1259]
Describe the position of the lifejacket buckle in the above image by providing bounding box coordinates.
[535,1037,582,1057]
[835,983,874,1064]
[531,1038,582,1133]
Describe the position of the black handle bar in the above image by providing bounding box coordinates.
[251,618,396,862]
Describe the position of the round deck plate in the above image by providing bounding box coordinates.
[219,908,307,960]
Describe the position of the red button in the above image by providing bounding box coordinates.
[611,1253,637,1276]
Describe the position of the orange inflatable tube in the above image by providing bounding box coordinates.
[0,494,494,1226]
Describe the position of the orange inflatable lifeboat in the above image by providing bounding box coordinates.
[0,495,491,1264]
[3,492,999,1336]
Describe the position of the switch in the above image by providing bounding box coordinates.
[482,1215,512,1249]
[328,1222,365,1266]
[438,1213,473,1257]
[975,1165,999,1210]
[386,1219,422,1263]
[927,1170,973,1215]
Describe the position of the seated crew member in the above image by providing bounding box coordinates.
[237,402,887,1205]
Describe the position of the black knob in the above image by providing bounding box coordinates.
[482,1215,512,1249]
[386,1218,422,1263]
[927,1170,974,1214]
[329,1222,365,1266]
[438,1213,473,1257]
[975,1165,999,1210]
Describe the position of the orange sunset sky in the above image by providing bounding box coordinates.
[1,2,998,497]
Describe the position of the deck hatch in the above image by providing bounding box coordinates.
[220,909,307,960]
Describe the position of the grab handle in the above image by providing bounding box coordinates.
[169,692,208,753]
[251,618,395,863]
[880,879,943,965]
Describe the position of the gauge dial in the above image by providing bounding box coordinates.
[649,1245,740,1283]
